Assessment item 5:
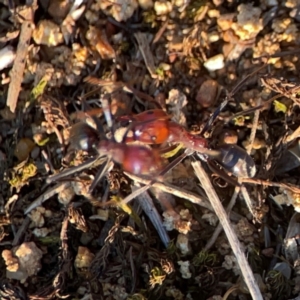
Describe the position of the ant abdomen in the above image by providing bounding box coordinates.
[215,144,256,178]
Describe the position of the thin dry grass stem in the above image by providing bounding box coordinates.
[192,161,263,300]
[123,172,212,211]
[12,216,31,247]
[205,186,240,251]
[128,246,136,294]
[261,76,300,106]
[46,157,106,184]
[24,182,70,214]
[230,64,267,97]
[60,216,69,250]
[253,49,300,61]
[7,0,37,112]
[286,126,300,143]
[134,32,157,78]
[247,97,261,155]
[41,149,54,173]
[152,20,169,44]
[237,96,259,219]
[222,284,240,300]
[240,185,256,221]
[241,178,300,193]
[226,93,282,124]
[84,77,157,104]
[133,184,170,247]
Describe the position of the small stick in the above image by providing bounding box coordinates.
[124,172,212,211]
[239,96,261,220]
[24,182,70,214]
[205,186,240,250]
[240,185,256,220]
[105,150,193,207]
[46,157,106,184]
[286,125,300,143]
[134,32,157,78]
[133,184,170,247]
[192,161,263,300]
[152,20,168,44]
[7,0,37,112]
[241,178,300,193]
[84,77,158,105]
[246,97,261,155]
[12,217,31,246]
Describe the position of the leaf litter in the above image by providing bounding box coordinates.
[2,1,300,299]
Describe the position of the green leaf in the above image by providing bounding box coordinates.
[273,100,287,114]
[29,76,48,103]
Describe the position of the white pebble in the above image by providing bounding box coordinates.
[138,0,153,9]
[203,54,225,71]
[0,46,15,71]
[154,1,172,15]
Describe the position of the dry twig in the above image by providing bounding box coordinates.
[134,32,157,78]
[205,186,240,250]
[133,184,170,247]
[7,0,37,112]
[192,161,263,300]
[124,172,212,211]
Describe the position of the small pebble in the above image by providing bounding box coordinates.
[154,1,172,15]
[74,246,95,269]
[0,46,15,71]
[196,79,219,108]
[203,54,225,71]
[48,0,71,20]
[208,31,220,43]
[138,0,153,9]
[219,130,238,145]
[33,20,63,46]
[176,233,192,256]
[14,138,35,162]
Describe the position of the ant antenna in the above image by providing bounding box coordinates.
[100,93,114,135]
[88,158,112,193]
[200,64,267,135]
[200,99,228,135]
[76,94,107,141]
[87,93,115,193]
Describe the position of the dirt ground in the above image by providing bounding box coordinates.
[1,0,300,299]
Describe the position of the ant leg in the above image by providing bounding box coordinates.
[89,158,113,193]
[46,157,99,184]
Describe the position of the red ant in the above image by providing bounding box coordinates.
[48,74,258,188]
[47,109,165,189]
[68,122,163,176]
[96,140,162,175]
[49,107,255,190]
[118,109,171,144]
[118,109,256,178]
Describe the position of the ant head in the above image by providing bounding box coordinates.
[69,122,100,151]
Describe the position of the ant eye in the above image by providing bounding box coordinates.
[119,120,131,127]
